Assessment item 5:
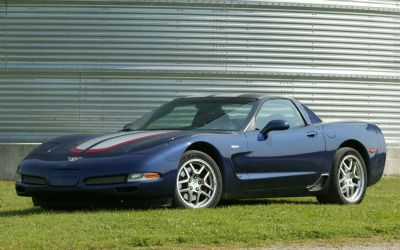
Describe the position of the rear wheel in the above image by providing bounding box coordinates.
[174,150,222,208]
[317,147,367,204]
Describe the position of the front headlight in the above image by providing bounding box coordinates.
[127,173,160,182]
[16,173,22,183]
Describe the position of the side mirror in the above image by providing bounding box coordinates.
[259,119,290,138]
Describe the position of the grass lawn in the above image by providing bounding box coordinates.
[0,178,399,249]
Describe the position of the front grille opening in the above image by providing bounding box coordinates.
[22,175,47,185]
[85,175,126,185]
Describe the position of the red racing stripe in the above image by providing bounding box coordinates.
[70,148,84,153]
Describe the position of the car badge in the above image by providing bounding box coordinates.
[68,157,82,162]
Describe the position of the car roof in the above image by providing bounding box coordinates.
[183,93,292,101]
[209,93,269,99]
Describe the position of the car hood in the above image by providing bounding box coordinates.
[28,130,181,159]
[70,130,175,153]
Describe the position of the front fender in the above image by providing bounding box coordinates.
[161,133,249,198]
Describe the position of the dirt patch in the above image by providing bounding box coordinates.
[257,239,400,250]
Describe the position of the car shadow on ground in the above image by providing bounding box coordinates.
[0,198,318,218]
[0,207,45,218]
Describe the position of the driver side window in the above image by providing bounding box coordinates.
[255,99,305,130]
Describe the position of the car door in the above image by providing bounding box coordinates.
[245,98,326,190]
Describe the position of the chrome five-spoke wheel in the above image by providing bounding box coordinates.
[316,147,367,205]
[177,159,217,208]
[338,155,365,203]
[174,150,222,208]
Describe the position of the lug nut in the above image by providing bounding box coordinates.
[190,186,193,190]
[189,179,191,183]
[198,181,201,184]
[196,187,199,191]
[194,176,197,179]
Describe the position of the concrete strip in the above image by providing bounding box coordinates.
[384,147,400,176]
[0,143,39,180]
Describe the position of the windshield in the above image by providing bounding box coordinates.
[124,97,257,131]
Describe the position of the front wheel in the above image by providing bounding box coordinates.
[317,147,367,205]
[174,150,222,208]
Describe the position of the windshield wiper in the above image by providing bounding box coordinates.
[143,127,191,131]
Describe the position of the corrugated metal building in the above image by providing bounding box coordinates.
[1,0,400,148]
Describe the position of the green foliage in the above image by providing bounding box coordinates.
[0,178,399,249]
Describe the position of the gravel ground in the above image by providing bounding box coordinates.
[257,241,400,250]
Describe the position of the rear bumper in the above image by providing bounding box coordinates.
[368,126,386,186]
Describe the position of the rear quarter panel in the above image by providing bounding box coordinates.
[321,122,386,186]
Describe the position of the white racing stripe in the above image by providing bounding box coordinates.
[73,131,171,152]
[90,131,165,150]
[75,131,140,150]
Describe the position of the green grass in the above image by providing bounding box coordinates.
[0,178,399,249]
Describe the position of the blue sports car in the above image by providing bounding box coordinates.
[16,94,386,209]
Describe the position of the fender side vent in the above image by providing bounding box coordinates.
[307,173,329,192]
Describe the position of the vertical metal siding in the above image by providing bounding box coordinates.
[0,0,399,145]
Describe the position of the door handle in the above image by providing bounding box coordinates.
[306,131,318,138]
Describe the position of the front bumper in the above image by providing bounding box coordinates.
[16,153,178,205]
[16,181,173,208]
[16,178,170,197]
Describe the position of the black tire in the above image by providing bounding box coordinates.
[32,197,56,210]
[32,197,73,210]
[173,150,222,208]
[317,147,367,205]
